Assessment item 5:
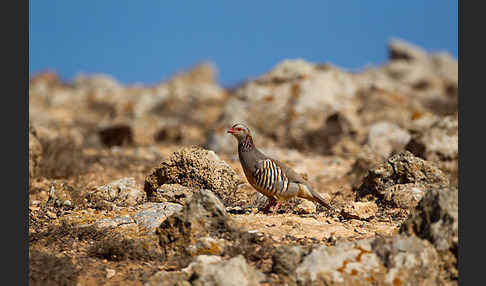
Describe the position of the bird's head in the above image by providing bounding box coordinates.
[227,123,251,141]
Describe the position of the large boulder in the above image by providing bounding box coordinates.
[156,189,229,259]
[144,146,243,206]
[356,151,449,209]
[294,235,442,285]
[384,39,458,116]
[400,187,458,280]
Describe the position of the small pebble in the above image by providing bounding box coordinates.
[106,268,116,279]
[46,211,57,219]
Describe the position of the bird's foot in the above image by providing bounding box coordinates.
[259,198,278,214]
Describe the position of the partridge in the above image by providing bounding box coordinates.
[228,123,331,213]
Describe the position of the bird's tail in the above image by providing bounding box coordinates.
[299,184,331,209]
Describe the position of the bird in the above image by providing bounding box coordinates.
[227,123,331,213]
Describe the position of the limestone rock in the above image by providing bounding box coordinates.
[132,202,183,232]
[148,184,196,205]
[156,189,229,259]
[295,239,383,285]
[367,121,411,158]
[406,115,458,185]
[89,177,146,209]
[341,201,378,220]
[356,151,449,209]
[370,235,443,286]
[73,73,122,91]
[406,115,458,161]
[144,146,243,206]
[144,270,190,286]
[293,199,317,214]
[186,236,227,257]
[388,38,428,61]
[295,235,442,285]
[187,255,264,286]
[400,187,458,279]
[92,216,135,229]
[272,245,306,276]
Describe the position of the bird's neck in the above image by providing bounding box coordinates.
[238,135,255,153]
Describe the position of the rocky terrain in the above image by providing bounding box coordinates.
[29,39,458,285]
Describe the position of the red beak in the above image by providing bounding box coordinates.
[227,128,234,134]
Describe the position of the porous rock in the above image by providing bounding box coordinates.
[144,146,243,206]
[143,270,190,286]
[143,63,226,146]
[156,189,229,259]
[186,255,264,286]
[85,202,182,233]
[92,216,135,229]
[406,115,458,161]
[346,145,384,187]
[384,39,458,116]
[132,202,183,232]
[341,201,378,220]
[356,151,449,209]
[272,245,307,276]
[186,236,227,256]
[73,73,122,91]
[388,38,428,61]
[400,186,458,279]
[295,235,442,285]
[406,115,458,185]
[370,235,443,286]
[148,184,196,205]
[295,239,383,285]
[89,177,146,209]
[293,199,317,214]
[366,121,411,158]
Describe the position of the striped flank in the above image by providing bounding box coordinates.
[252,159,289,197]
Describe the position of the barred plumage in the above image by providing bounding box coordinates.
[252,159,289,197]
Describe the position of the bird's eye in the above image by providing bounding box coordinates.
[236,128,242,131]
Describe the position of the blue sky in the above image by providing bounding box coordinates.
[29,1,457,87]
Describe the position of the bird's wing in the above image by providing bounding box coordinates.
[255,157,306,185]
[274,159,307,184]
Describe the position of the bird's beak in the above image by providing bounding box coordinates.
[227,128,234,134]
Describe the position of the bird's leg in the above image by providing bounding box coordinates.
[272,201,280,214]
[260,197,277,214]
